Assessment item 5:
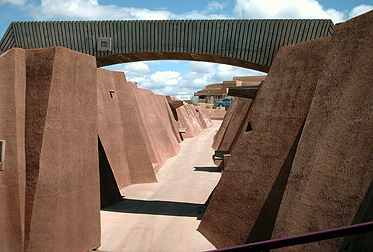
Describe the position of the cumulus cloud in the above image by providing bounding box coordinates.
[348,4,373,19]
[206,1,227,12]
[27,0,173,20]
[234,0,345,23]
[24,0,230,20]
[108,61,264,100]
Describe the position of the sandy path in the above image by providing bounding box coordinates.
[99,120,222,252]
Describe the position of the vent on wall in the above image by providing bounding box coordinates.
[98,37,112,51]
[0,140,5,171]
[246,122,253,132]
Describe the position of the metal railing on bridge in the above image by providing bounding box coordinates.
[207,221,373,252]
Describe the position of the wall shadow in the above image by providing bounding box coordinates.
[339,181,373,252]
[98,136,123,209]
[194,166,221,173]
[246,118,306,243]
[102,198,206,219]
[171,108,179,121]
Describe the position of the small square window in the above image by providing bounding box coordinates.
[98,37,112,51]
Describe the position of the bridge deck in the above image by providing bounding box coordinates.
[0,19,334,71]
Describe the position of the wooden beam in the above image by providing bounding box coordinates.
[228,85,260,99]
[167,100,184,110]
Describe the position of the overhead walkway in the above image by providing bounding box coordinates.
[0,19,334,71]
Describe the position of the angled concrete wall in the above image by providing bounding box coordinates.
[97,66,211,193]
[216,97,253,152]
[194,106,213,130]
[0,48,26,252]
[198,36,331,248]
[212,99,238,149]
[24,47,100,252]
[135,89,181,172]
[1,45,213,251]
[272,11,373,251]
[97,69,157,189]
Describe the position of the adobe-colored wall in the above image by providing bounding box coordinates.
[212,99,238,149]
[24,47,100,252]
[135,88,181,172]
[194,106,213,129]
[216,97,253,152]
[198,37,331,248]
[194,103,226,120]
[172,103,204,139]
[97,70,211,188]
[1,45,213,251]
[97,69,157,188]
[272,11,373,251]
[0,48,26,252]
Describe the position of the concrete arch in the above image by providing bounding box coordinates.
[0,19,334,72]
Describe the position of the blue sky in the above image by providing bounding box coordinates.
[1,0,372,99]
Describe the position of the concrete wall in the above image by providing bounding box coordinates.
[135,89,181,172]
[272,10,373,251]
[0,45,212,251]
[212,99,238,149]
[97,69,157,189]
[96,66,212,193]
[198,36,331,248]
[199,11,373,251]
[0,48,26,252]
[216,97,253,153]
[0,47,101,252]
[24,47,100,252]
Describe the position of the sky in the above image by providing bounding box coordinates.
[1,1,372,99]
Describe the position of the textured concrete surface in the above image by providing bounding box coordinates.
[217,97,253,152]
[212,100,238,149]
[172,103,205,139]
[24,47,100,252]
[0,48,26,252]
[136,89,181,172]
[97,69,157,189]
[203,107,226,120]
[99,121,222,252]
[198,37,331,248]
[272,11,373,252]
[195,106,213,130]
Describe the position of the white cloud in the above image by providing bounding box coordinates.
[109,62,153,79]
[206,2,227,12]
[234,0,346,23]
[109,61,264,99]
[27,0,173,20]
[24,0,230,20]
[0,0,27,5]
[348,4,373,19]
[150,71,180,82]
[189,62,216,73]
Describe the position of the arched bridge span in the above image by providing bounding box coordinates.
[0,19,334,72]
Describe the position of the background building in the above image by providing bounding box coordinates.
[194,75,266,103]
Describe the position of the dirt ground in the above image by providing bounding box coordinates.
[99,120,222,252]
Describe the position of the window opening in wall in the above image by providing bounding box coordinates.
[246,122,252,132]
[98,37,112,51]
[0,140,5,171]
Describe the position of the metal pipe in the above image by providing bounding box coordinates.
[207,221,373,252]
